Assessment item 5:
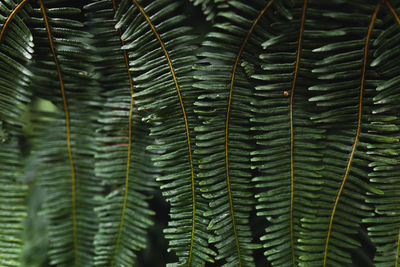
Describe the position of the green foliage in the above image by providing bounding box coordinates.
[1,0,400,266]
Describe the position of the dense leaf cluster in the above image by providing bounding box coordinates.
[0,0,400,266]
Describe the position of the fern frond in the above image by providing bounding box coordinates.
[249,1,331,266]
[362,2,400,266]
[2,0,400,266]
[93,116,156,267]
[302,1,386,265]
[114,0,214,265]
[193,1,290,265]
[84,1,158,265]
[28,1,101,266]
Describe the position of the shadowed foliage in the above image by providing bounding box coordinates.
[0,0,400,266]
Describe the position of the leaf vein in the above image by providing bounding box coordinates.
[131,0,196,264]
[226,1,274,265]
[323,3,381,266]
[39,0,78,265]
[110,0,136,265]
[289,1,307,266]
[0,0,29,41]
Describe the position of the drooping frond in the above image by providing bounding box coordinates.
[362,2,400,266]
[193,1,291,265]
[249,1,330,266]
[84,1,158,266]
[114,0,214,265]
[28,1,101,266]
[2,0,400,266]
[302,1,386,265]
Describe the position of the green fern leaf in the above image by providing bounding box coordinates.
[84,1,159,266]
[1,0,400,266]
[28,1,101,266]
[302,1,387,265]
[114,0,214,265]
[250,1,328,266]
[362,2,400,266]
[193,1,287,265]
